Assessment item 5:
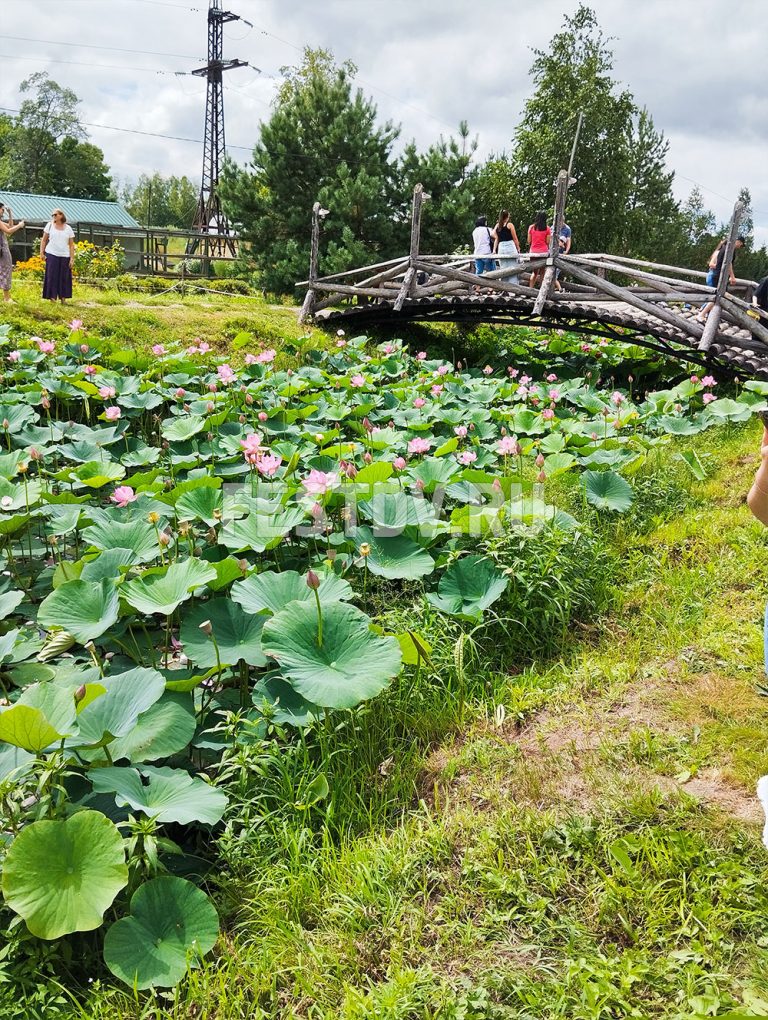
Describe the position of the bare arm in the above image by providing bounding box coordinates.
[41,230,49,257]
[747,426,768,526]
[510,223,521,250]
[68,234,75,266]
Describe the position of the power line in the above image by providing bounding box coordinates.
[0,52,187,75]
[0,33,202,60]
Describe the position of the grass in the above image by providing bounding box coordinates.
[3,294,768,1017]
[1,278,310,354]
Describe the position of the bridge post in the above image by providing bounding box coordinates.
[698,200,745,352]
[394,183,426,312]
[299,201,323,323]
[533,169,568,316]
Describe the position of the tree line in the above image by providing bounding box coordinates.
[220,4,768,293]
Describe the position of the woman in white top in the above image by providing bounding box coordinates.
[41,208,75,302]
[0,201,26,303]
[471,216,495,278]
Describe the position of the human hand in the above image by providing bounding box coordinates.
[69,258,74,269]
[761,425,768,459]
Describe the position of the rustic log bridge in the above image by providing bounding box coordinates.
[297,188,767,379]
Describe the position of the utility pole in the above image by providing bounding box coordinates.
[187,0,248,259]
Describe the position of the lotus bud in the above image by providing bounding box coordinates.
[148,511,160,524]
[30,447,42,461]
[314,433,324,444]
[415,479,425,491]
[535,453,545,467]
[18,462,27,474]
[345,463,357,478]
[164,479,173,491]
[287,368,293,376]
[183,403,191,413]
[158,531,171,547]
[363,452,372,464]
[199,619,213,636]
[246,395,255,406]
[2,419,9,430]
[492,478,502,492]
[206,432,213,443]
[213,508,222,521]
[240,384,247,393]
[536,470,546,483]
[238,558,249,573]
[74,684,87,703]
[359,542,371,557]
[500,426,507,436]
[162,440,170,450]
[206,528,217,543]
[469,423,475,430]
[239,414,246,424]
[457,361,463,370]
[206,402,215,413]
[208,382,217,393]
[393,457,406,471]
[175,387,186,399]
[306,569,320,590]
[628,374,634,383]
[362,417,372,432]
[513,441,522,457]
[80,343,89,353]
[311,502,324,519]
[257,410,267,420]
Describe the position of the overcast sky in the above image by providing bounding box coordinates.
[2,0,767,244]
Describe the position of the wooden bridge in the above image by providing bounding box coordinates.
[298,173,768,379]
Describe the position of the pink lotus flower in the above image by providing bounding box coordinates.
[256,349,276,364]
[497,436,518,455]
[393,456,407,470]
[8,351,20,363]
[548,389,560,401]
[519,375,531,385]
[382,343,395,354]
[244,353,258,365]
[517,386,529,398]
[99,386,116,399]
[302,469,339,495]
[84,364,97,375]
[581,343,592,352]
[413,397,426,408]
[542,408,555,420]
[198,341,211,354]
[430,385,443,397]
[702,392,717,404]
[454,426,468,438]
[336,338,347,348]
[457,450,477,465]
[701,375,716,387]
[175,387,186,398]
[546,373,558,382]
[68,319,83,331]
[611,391,625,406]
[350,375,366,388]
[152,344,166,356]
[690,375,699,384]
[407,437,431,456]
[217,364,237,385]
[240,432,264,465]
[257,453,282,477]
[36,339,55,355]
[104,406,121,421]
[508,367,519,378]
[483,365,493,375]
[258,411,268,422]
[416,351,427,360]
[80,343,89,354]
[111,485,136,508]
[186,345,198,356]
[436,365,449,376]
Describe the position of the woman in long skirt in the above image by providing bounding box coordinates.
[41,208,75,302]
[0,201,26,303]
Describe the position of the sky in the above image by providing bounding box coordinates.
[1,0,767,244]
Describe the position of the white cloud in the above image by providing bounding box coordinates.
[2,0,766,245]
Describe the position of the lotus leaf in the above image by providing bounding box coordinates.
[38,578,120,643]
[121,559,218,616]
[352,526,434,580]
[107,694,196,763]
[91,765,228,825]
[583,469,634,512]
[261,601,402,709]
[103,877,219,989]
[75,667,166,746]
[1,810,127,939]
[232,569,353,616]
[180,599,268,668]
[427,555,508,619]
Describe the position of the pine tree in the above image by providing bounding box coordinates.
[220,48,400,293]
[622,108,680,259]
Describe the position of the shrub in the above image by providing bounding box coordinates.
[73,240,125,278]
[13,254,45,279]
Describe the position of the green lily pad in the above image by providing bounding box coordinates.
[75,667,166,746]
[352,526,434,580]
[1,810,128,939]
[122,559,218,616]
[261,601,402,709]
[107,694,196,763]
[251,672,324,726]
[426,555,508,619]
[91,765,228,825]
[232,569,352,616]
[582,469,634,512]
[180,599,268,669]
[103,876,218,989]
[221,506,308,553]
[37,578,120,643]
[82,518,160,564]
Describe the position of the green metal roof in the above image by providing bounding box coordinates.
[0,190,140,228]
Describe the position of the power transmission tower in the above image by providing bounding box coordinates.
[187,0,248,257]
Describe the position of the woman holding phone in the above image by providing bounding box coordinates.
[0,202,26,303]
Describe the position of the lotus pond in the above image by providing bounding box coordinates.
[0,321,765,994]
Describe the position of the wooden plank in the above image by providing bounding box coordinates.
[562,260,705,339]
[720,294,768,346]
[296,255,410,288]
[394,266,417,311]
[412,258,539,297]
[699,201,744,351]
[533,169,569,315]
[299,202,321,323]
[597,252,755,289]
[565,254,714,294]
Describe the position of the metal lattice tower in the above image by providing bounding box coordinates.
[187,0,247,256]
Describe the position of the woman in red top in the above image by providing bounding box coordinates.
[527,210,551,288]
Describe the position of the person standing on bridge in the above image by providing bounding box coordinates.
[698,236,745,321]
[472,216,496,281]
[493,210,521,281]
[554,220,572,292]
[527,211,551,288]
[751,276,768,321]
